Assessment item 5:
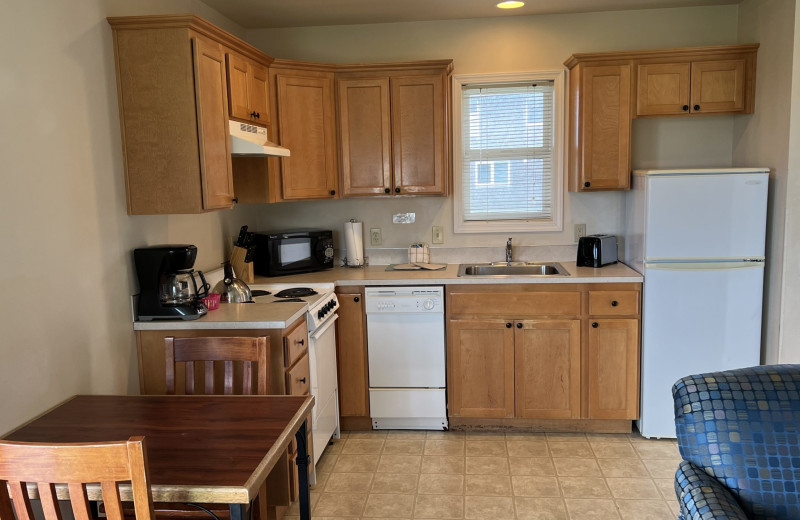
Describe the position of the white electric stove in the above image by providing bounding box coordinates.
[250,282,341,467]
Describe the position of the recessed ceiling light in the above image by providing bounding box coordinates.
[496,0,525,8]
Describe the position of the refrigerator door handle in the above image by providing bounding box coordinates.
[645,262,765,271]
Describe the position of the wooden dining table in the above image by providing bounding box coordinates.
[2,394,315,520]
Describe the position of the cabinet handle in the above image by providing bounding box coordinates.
[395,187,401,193]
[584,181,591,188]
[682,105,689,112]
[297,377,306,384]
[611,300,619,307]
[516,322,523,329]
[384,188,390,194]
[592,322,599,328]
[330,190,336,196]
[354,296,360,302]
[506,322,512,328]
[694,105,701,111]
[297,339,305,346]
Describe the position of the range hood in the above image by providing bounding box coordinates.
[229,120,290,157]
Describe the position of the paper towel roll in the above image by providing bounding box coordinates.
[343,220,364,266]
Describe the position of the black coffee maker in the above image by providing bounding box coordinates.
[134,245,209,321]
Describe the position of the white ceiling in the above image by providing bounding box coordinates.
[200,0,739,29]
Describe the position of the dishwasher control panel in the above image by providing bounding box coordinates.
[365,286,444,313]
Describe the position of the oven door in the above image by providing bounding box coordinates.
[308,315,340,465]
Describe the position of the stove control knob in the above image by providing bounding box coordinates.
[423,298,435,310]
[317,310,324,319]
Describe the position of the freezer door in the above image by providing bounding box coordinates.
[644,172,768,260]
[638,262,764,438]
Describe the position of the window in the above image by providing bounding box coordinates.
[453,72,564,233]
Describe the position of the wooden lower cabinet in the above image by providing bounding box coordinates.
[515,320,581,419]
[448,319,515,418]
[587,319,640,419]
[335,288,372,430]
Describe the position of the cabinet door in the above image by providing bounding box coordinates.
[515,320,581,419]
[448,319,515,418]
[338,78,392,196]
[573,64,631,191]
[390,75,445,195]
[335,292,370,421]
[277,74,338,200]
[192,35,234,210]
[227,53,251,121]
[249,62,269,124]
[636,63,691,116]
[587,319,640,419]
[690,59,746,114]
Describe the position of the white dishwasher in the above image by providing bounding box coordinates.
[365,286,447,430]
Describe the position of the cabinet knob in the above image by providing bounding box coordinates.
[694,105,701,111]
[297,339,305,346]
[395,187,401,193]
[516,322,523,329]
[592,322,599,328]
[584,181,591,188]
[384,188,390,194]
[682,105,689,112]
[611,300,619,307]
[506,322,512,328]
[354,296,360,303]
[232,197,239,204]
[250,111,258,118]
[330,190,336,196]
[297,377,306,384]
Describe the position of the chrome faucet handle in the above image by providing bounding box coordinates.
[506,238,512,263]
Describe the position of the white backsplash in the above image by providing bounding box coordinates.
[346,245,579,265]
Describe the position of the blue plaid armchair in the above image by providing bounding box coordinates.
[672,364,800,520]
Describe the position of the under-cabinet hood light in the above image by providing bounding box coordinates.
[497,1,525,8]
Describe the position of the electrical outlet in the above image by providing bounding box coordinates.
[574,223,587,243]
[370,228,382,246]
[432,226,444,244]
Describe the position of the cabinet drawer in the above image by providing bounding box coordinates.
[588,291,639,315]
[286,352,310,395]
[449,292,580,317]
[284,320,309,367]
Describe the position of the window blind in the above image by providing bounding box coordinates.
[461,81,555,222]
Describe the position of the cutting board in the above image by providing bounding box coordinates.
[386,262,447,271]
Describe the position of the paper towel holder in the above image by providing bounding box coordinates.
[343,218,366,268]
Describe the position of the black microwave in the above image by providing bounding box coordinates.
[251,230,335,276]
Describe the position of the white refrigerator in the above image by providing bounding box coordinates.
[624,168,769,438]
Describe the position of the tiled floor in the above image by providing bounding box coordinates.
[285,429,682,520]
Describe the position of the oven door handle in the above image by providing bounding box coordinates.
[310,314,338,340]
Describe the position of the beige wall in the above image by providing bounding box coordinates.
[0,0,255,435]
[734,0,796,363]
[779,0,800,363]
[247,6,739,250]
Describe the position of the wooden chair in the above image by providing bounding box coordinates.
[0,436,154,520]
[165,336,269,395]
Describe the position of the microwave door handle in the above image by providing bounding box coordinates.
[311,314,338,340]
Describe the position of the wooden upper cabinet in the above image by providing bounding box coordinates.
[587,319,640,419]
[638,59,747,116]
[448,318,515,418]
[227,53,270,124]
[276,73,338,200]
[338,78,393,196]
[390,75,445,195]
[568,63,632,192]
[107,15,274,214]
[193,35,235,210]
[515,320,581,420]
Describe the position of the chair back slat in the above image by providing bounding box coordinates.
[0,437,153,520]
[38,482,63,520]
[67,483,91,520]
[164,336,270,395]
[242,361,253,394]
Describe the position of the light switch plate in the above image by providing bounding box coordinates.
[432,226,444,244]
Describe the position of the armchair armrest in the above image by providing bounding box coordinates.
[675,460,748,520]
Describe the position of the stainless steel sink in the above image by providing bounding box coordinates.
[457,262,570,277]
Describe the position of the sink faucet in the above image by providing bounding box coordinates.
[506,238,512,263]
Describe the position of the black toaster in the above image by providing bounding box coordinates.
[577,234,618,267]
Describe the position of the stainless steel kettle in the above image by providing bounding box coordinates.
[213,262,252,303]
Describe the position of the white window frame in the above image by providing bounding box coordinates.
[452,71,565,234]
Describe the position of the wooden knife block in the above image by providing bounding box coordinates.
[230,246,254,284]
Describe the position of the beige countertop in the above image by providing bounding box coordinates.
[134,261,641,331]
[251,261,642,287]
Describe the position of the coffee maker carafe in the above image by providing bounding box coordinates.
[134,245,208,321]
